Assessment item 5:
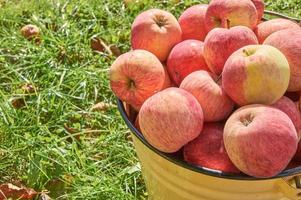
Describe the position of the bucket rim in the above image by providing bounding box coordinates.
[117,98,301,181]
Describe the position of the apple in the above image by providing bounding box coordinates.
[264,29,301,91]
[178,4,208,41]
[20,24,41,43]
[251,0,265,24]
[271,96,301,138]
[224,104,298,178]
[184,122,240,173]
[205,0,258,32]
[222,45,290,106]
[180,70,234,122]
[110,50,165,110]
[203,26,258,75]
[255,18,300,43]
[167,39,209,85]
[139,88,204,153]
[131,9,182,62]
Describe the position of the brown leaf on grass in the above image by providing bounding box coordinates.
[21,83,37,94]
[91,37,105,52]
[91,37,122,57]
[0,183,38,200]
[90,37,112,54]
[109,45,122,57]
[11,98,26,109]
[91,102,113,112]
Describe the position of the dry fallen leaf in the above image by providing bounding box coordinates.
[90,37,122,57]
[11,98,26,109]
[0,183,38,200]
[91,102,113,112]
[90,37,105,52]
[109,45,122,57]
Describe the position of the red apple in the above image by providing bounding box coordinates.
[178,4,208,41]
[184,122,240,173]
[20,24,41,43]
[224,104,298,178]
[222,45,290,106]
[131,9,182,62]
[203,26,258,75]
[264,29,301,91]
[205,0,258,32]
[110,50,165,110]
[271,96,301,138]
[255,18,300,43]
[180,70,234,122]
[139,88,204,153]
[167,39,209,86]
[251,0,265,24]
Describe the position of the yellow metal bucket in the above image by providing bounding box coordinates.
[117,100,301,200]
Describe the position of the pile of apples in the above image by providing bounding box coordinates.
[110,0,301,178]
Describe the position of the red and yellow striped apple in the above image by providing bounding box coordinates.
[224,105,298,178]
[251,0,265,24]
[178,4,208,41]
[272,96,301,138]
[264,29,301,91]
[167,39,209,86]
[110,50,165,111]
[255,18,300,43]
[222,45,290,106]
[180,70,234,122]
[204,26,258,75]
[205,0,258,32]
[139,88,204,153]
[131,9,182,62]
[184,123,240,173]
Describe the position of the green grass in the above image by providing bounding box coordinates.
[0,0,300,199]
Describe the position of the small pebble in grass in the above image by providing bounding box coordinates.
[21,83,37,94]
[11,98,26,109]
[20,24,41,44]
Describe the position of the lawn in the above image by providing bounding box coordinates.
[0,0,300,199]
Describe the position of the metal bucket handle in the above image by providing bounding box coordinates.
[277,175,301,200]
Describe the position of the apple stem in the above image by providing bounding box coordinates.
[226,19,231,29]
[128,79,135,89]
[243,49,251,56]
[215,74,222,83]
